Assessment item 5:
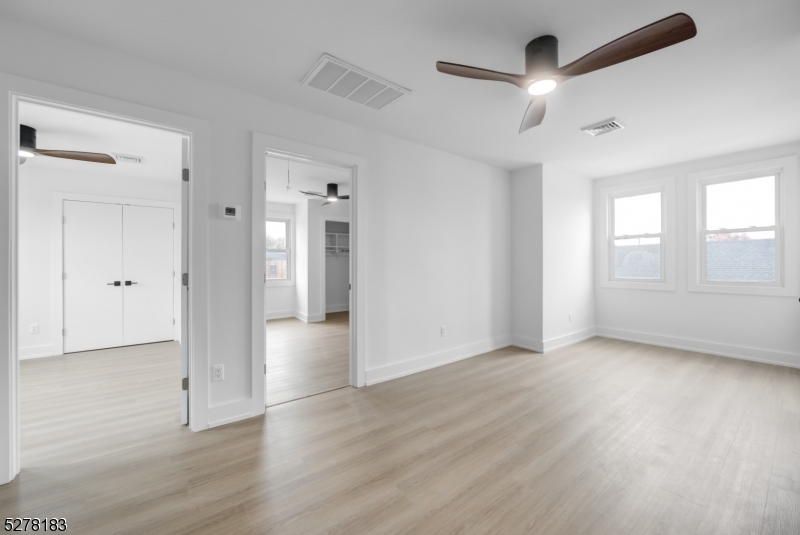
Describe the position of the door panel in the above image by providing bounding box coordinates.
[122,205,175,346]
[63,201,124,353]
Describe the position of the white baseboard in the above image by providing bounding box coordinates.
[18,344,54,360]
[510,335,543,353]
[207,398,260,429]
[326,304,349,313]
[365,335,512,385]
[265,309,295,320]
[596,326,800,369]
[295,312,324,323]
[542,327,597,352]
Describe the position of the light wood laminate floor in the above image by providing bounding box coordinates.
[3,337,800,534]
[266,311,349,406]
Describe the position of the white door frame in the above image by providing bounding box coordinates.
[252,132,367,392]
[51,194,181,356]
[320,215,351,320]
[1,74,212,486]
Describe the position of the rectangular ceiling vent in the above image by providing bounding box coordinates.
[581,118,625,137]
[113,153,146,164]
[301,54,411,111]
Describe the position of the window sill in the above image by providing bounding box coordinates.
[265,280,295,288]
[688,281,796,297]
[600,279,675,291]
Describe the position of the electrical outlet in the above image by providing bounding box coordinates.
[29,324,39,334]
[441,325,447,337]
[569,313,572,323]
[212,364,224,382]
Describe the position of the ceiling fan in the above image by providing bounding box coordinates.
[436,13,697,133]
[300,183,350,206]
[18,124,116,165]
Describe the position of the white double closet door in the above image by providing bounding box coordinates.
[63,200,175,353]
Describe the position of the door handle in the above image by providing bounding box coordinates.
[125,281,138,286]
[107,281,121,286]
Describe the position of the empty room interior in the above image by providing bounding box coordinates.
[0,1,798,534]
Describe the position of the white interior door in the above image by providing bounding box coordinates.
[180,139,190,425]
[63,201,124,353]
[122,205,175,346]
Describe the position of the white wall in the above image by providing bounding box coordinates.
[18,162,179,359]
[510,164,595,352]
[264,202,295,319]
[510,165,543,349]
[594,141,800,367]
[0,15,510,445]
[542,166,595,350]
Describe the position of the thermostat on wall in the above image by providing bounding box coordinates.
[218,203,241,220]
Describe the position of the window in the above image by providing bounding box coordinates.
[611,191,663,281]
[266,218,291,282]
[688,156,800,296]
[598,177,676,291]
[689,156,797,296]
[702,175,776,284]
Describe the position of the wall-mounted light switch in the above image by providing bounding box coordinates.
[29,324,39,334]
[441,326,447,337]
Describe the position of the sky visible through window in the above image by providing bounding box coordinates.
[706,175,775,230]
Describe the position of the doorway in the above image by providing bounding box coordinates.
[15,100,189,469]
[263,153,353,406]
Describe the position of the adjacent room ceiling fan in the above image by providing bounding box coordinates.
[300,183,350,206]
[435,13,697,133]
[18,124,116,165]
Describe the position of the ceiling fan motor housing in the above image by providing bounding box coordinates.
[525,35,558,75]
[20,124,37,150]
[327,183,339,198]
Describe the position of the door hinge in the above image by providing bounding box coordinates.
[173,222,176,229]
[62,328,66,336]
[62,273,66,280]
[264,364,266,374]
[182,168,189,182]
[182,377,189,391]
[173,318,176,325]
[182,273,188,286]
[62,216,66,224]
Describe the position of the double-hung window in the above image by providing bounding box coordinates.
[266,218,292,284]
[688,156,797,296]
[600,177,675,291]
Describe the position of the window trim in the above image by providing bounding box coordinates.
[598,176,676,291]
[265,213,295,287]
[688,156,797,296]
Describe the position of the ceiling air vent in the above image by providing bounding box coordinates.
[301,54,411,110]
[581,118,625,137]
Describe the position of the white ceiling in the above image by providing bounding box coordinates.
[4,0,799,177]
[19,101,183,181]
[266,154,351,205]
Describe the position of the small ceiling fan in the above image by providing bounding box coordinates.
[18,124,116,165]
[300,183,350,206]
[436,13,697,133]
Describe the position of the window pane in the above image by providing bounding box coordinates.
[706,231,775,282]
[266,251,288,280]
[614,192,661,236]
[614,237,661,279]
[706,176,775,230]
[266,221,287,249]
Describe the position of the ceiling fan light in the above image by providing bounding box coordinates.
[327,197,338,202]
[527,79,557,96]
[18,149,36,158]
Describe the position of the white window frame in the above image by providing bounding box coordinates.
[265,213,295,287]
[688,156,798,296]
[599,176,676,291]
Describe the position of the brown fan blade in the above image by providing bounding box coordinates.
[321,200,332,206]
[33,149,116,165]
[338,195,350,200]
[436,61,529,89]
[556,13,696,79]
[299,190,326,198]
[519,96,546,133]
